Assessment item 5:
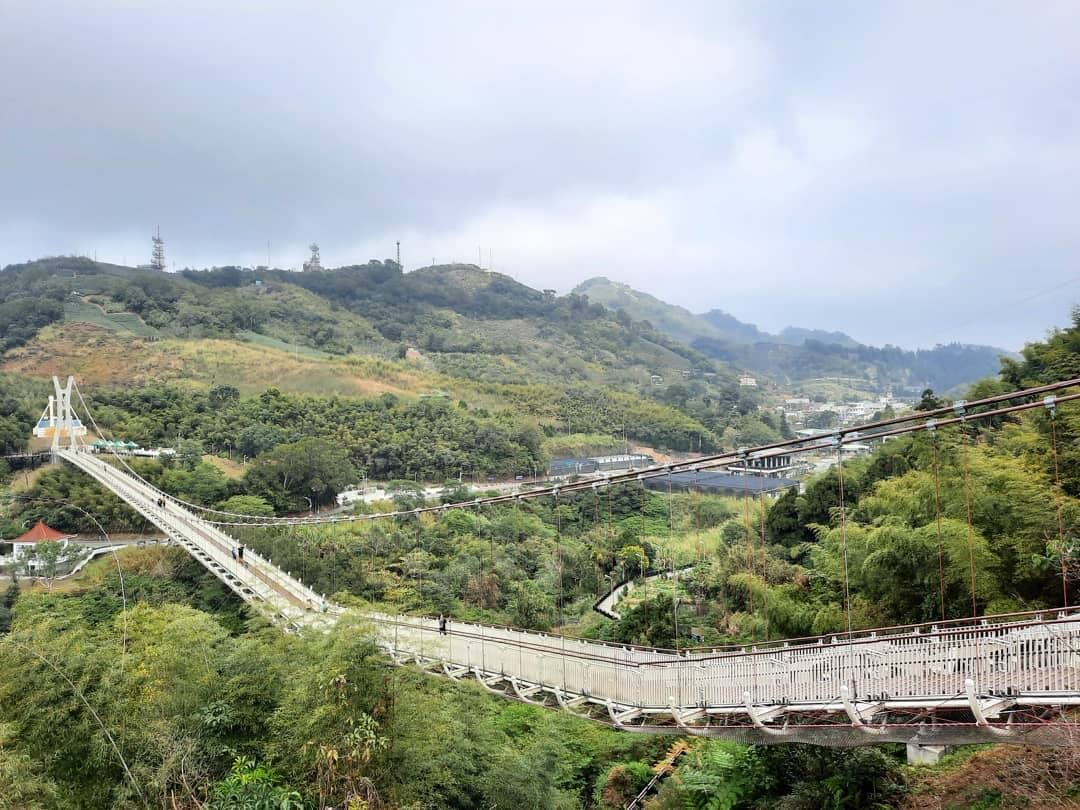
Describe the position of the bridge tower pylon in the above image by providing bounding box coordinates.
[33,375,87,456]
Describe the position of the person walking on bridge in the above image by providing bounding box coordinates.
[439,615,447,635]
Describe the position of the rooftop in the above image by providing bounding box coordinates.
[14,520,70,543]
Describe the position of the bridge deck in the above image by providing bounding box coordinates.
[58,448,1080,746]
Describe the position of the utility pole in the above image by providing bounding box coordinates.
[396,240,401,270]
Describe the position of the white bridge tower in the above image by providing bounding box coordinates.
[33,375,87,452]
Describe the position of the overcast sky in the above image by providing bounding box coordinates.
[2,2,1078,350]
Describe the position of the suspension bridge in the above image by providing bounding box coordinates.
[26,375,1080,749]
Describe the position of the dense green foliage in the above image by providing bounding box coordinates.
[1001,305,1080,498]
[88,384,547,485]
[4,268,1080,808]
[0,548,667,808]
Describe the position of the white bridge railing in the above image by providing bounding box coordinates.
[58,448,1080,744]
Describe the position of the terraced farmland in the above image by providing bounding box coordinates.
[63,301,160,337]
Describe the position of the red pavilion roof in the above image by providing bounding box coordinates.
[14,521,70,543]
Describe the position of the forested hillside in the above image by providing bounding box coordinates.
[3,265,1080,807]
[1,258,719,387]
[2,312,1079,807]
[0,257,791,464]
[575,276,1007,392]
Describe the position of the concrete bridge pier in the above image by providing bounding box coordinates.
[906,743,947,765]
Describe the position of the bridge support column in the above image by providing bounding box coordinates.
[906,743,947,766]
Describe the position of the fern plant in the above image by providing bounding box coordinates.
[677,741,749,810]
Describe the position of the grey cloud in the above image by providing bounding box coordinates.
[1,1,1078,350]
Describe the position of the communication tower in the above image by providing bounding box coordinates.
[303,243,323,272]
[150,226,166,271]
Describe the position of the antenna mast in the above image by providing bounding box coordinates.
[150,226,165,271]
[303,243,322,272]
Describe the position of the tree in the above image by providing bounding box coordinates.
[176,438,205,471]
[243,438,358,511]
[805,410,839,430]
[617,544,649,580]
[508,581,555,630]
[674,741,752,810]
[236,424,292,459]
[215,495,275,517]
[765,488,810,548]
[917,388,945,411]
[24,543,79,591]
[207,385,240,409]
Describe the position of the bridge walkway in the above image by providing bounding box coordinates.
[56,448,1080,745]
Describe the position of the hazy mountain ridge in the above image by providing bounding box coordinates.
[574,276,1009,392]
[576,276,862,348]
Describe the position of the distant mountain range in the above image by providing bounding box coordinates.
[574,277,866,348]
[0,257,1008,403]
[573,277,1009,394]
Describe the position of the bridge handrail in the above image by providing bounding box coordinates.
[362,608,1080,669]
[61,449,323,617]
[387,603,1080,660]
[63,447,1080,664]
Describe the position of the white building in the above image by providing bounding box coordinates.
[5,521,77,566]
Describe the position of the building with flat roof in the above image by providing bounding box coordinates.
[547,453,655,477]
[727,452,797,478]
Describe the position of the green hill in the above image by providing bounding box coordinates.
[1,257,791,463]
[574,276,1008,393]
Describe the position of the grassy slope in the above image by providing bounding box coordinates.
[18,261,723,391]
[1,323,715,446]
[1,323,428,397]
[902,744,1080,808]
